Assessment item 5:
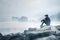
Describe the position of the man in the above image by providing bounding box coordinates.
[40,14,51,28]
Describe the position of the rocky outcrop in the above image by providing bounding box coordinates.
[0,26,60,40]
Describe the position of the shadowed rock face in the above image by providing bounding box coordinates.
[33,35,57,40]
[0,33,24,40]
[56,25,60,31]
[28,32,51,40]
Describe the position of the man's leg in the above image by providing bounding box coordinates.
[40,22,44,28]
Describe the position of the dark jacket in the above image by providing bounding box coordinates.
[41,17,51,25]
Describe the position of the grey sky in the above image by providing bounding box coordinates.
[0,0,60,22]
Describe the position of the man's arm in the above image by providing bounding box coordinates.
[41,19,45,23]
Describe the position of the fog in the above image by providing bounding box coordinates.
[0,0,60,34]
[0,0,60,20]
[0,21,60,35]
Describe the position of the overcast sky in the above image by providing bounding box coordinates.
[0,0,60,22]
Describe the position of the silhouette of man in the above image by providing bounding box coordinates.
[40,14,51,28]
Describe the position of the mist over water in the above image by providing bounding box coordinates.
[0,21,60,35]
[0,21,40,35]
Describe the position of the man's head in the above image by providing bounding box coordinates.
[45,14,48,18]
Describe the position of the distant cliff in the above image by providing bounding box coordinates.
[12,16,28,22]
